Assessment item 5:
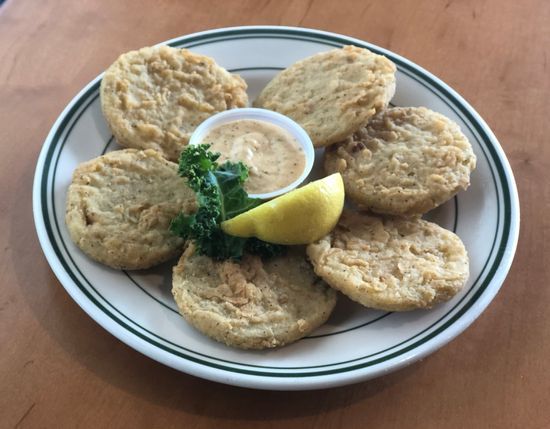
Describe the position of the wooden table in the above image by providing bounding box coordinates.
[1,0,548,427]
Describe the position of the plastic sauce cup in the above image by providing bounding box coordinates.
[188,108,315,199]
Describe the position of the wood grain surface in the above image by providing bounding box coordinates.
[1,0,548,427]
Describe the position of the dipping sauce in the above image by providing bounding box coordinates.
[202,119,306,194]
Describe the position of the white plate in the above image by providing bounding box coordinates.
[33,26,520,390]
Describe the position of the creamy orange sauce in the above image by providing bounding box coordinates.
[202,119,306,194]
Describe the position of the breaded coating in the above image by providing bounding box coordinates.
[324,107,476,215]
[254,46,396,147]
[307,210,469,311]
[172,244,337,349]
[66,149,196,269]
[100,46,248,161]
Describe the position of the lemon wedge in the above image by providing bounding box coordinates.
[221,173,345,245]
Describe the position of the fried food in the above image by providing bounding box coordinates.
[66,149,196,269]
[172,244,337,349]
[254,46,396,147]
[324,107,476,216]
[100,46,248,161]
[307,210,469,311]
[65,45,477,353]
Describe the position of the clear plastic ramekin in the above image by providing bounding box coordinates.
[188,107,315,199]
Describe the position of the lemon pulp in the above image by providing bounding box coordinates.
[221,173,344,245]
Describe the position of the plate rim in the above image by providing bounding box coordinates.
[32,25,520,390]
